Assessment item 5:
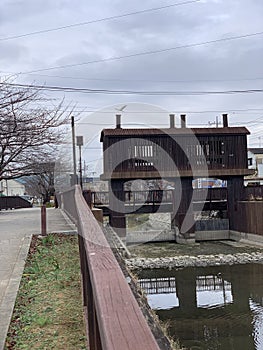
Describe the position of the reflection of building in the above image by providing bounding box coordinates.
[0,179,25,196]
[138,264,263,349]
[246,148,263,185]
[140,273,232,309]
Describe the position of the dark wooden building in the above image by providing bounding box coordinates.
[100,114,253,240]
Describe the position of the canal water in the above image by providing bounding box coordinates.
[137,264,263,350]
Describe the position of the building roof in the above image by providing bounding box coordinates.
[100,126,250,141]
[248,148,263,155]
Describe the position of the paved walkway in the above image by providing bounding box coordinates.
[0,207,76,350]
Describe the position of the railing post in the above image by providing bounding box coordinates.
[41,204,47,236]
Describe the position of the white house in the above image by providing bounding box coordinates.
[0,179,26,196]
[245,148,263,185]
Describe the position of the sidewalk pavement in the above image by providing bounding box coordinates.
[0,207,76,350]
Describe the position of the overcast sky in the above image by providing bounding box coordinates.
[1,0,263,171]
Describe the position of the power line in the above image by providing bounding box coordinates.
[0,0,200,42]
[249,129,263,137]
[4,70,263,84]
[23,30,263,74]
[14,101,263,114]
[2,81,263,96]
[16,108,263,119]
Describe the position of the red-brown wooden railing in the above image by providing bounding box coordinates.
[57,186,160,350]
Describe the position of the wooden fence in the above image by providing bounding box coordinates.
[234,201,263,236]
[57,186,160,350]
[0,196,32,210]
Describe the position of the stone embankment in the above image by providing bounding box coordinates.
[126,252,263,270]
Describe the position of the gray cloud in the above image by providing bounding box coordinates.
[0,0,262,149]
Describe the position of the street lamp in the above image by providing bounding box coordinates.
[76,136,84,189]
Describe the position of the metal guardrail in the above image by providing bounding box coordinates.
[57,186,160,350]
[88,188,228,208]
[90,189,171,206]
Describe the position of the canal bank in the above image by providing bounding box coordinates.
[126,240,263,270]
[119,238,263,350]
[126,251,263,270]
[101,222,263,349]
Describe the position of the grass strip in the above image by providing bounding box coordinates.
[5,234,87,350]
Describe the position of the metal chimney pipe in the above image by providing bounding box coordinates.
[169,114,175,128]
[180,114,186,128]
[222,113,228,127]
[116,114,121,128]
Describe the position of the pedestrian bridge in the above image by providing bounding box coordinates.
[87,187,228,214]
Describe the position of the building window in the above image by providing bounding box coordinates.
[134,145,153,158]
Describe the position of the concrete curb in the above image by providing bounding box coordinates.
[0,234,32,350]
[59,209,77,231]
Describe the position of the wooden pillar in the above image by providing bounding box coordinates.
[83,190,92,208]
[172,177,195,239]
[227,176,244,230]
[109,180,126,238]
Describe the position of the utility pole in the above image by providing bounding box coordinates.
[208,116,221,128]
[76,136,84,189]
[71,116,77,185]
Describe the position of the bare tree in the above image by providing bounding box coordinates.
[23,162,55,203]
[0,81,71,180]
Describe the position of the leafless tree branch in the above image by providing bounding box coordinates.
[0,80,73,180]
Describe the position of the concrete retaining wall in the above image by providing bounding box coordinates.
[230,230,263,245]
[126,230,176,244]
[195,230,230,241]
[195,219,229,231]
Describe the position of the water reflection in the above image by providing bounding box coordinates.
[196,275,233,308]
[138,264,263,350]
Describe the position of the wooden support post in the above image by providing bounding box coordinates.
[172,177,195,239]
[83,190,93,208]
[109,180,126,238]
[227,176,244,230]
[41,204,47,236]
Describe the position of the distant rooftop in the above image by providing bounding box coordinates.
[248,148,263,154]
